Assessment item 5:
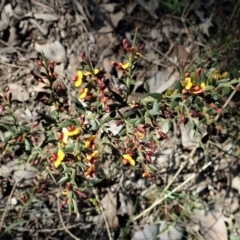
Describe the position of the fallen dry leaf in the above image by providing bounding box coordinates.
[191,209,228,240]
[147,67,179,94]
[35,41,67,63]
[101,191,119,229]
[8,82,30,102]
[198,17,213,37]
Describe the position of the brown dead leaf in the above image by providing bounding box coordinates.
[110,11,124,28]
[100,3,116,13]
[28,80,50,94]
[8,82,30,102]
[232,175,240,194]
[191,209,228,240]
[198,17,213,37]
[118,189,134,216]
[101,191,119,229]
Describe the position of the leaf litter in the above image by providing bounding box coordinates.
[0,0,240,239]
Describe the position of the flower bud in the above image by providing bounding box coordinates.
[35,59,44,67]
[138,43,146,51]
[196,68,202,76]
[111,61,118,68]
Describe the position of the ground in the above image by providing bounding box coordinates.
[0,0,240,239]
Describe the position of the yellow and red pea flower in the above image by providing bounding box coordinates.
[73,68,100,87]
[181,77,206,94]
[84,68,99,76]
[136,130,145,139]
[62,182,73,195]
[54,149,65,168]
[85,135,96,148]
[111,61,131,71]
[74,71,84,87]
[122,38,144,57]
[122,154,136,166]
[84,164,96,177]
[86,150,99,163]
[130,100,142,109]
[181,77,193,90]
[62,126,81,144]
[79,88,89,99]
[142,169,153,180]
[192,82,206,94]
[118,62,131,70]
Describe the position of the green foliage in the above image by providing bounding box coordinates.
[1,31,240,223]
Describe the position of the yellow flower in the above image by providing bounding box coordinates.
[182,77,193,90]
[62,190,68,195]
[75,71,84,87]
[135,51,142,57]
[67,128,81,136]
[85,135,96,148]
[84,164,96,177]
[84,69,99,76]
[62,127,81,144]
[136,131,145,139]
[122,154,135,166]
[201,82,206,89]
[119,62,130,70]
[54,149,65,168]
[86,150,99,162]
[79,88,89,99]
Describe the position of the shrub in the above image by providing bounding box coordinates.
[0,32,239,218]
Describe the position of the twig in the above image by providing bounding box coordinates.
[0,61,26,69]
[215,82,240,122]
[0,180,19,232]
[93,189,112,240]
[138,36,178,69]
[163,147,197,192]
[57,194,80,240]
[13,221,91,233]
[225,0,240,31]
[133,161,212,221]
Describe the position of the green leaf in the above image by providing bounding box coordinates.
[2,134,13,143]
[170,100,179,109]
[20,125,31,132]
[146,93,162,100]
[64,146,75,153]
[211,92,219,101]
[148,109,159,116]
[221,86,230,96]
[58,120,75,129]
[0,220,29,237]
[24,138,31,151]
[141,96,155,103]
[0,123,15,134]
[90,119,98,131]
[144,81,150,92]
[127,118,139,124]
[148,164,158,172]
[118,127,127,136]
[152,101,159,112]
[100,115,119,125]
[58,175,69,184]
[218,79,240,86]
[72,198,79,214]
[165,93,183,99]
[38,113,57,126]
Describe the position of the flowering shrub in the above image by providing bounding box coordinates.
[0,33,240,216]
